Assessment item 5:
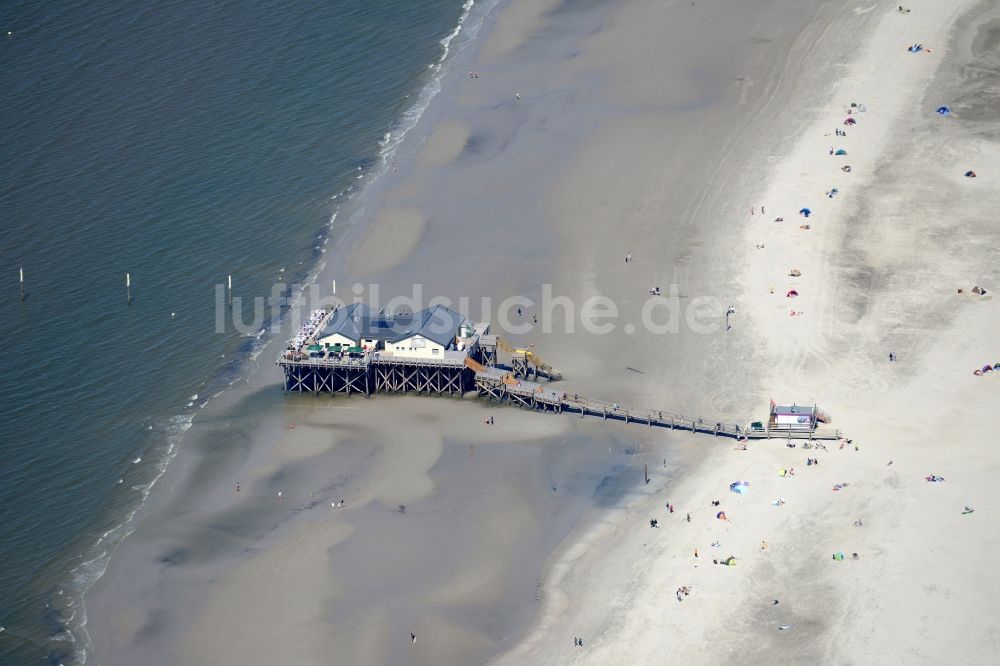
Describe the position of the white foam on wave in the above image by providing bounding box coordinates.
[373,0,486,168]
[59,413,194,663]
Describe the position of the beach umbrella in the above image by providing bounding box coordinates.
[965,170,977,178]
[799,208,811,217]
[789,269,802,277]
[716,511,728,520]
[844,117,856,125]
[936,106,951,115]
[786,290,799,297]
[835,149,848,155]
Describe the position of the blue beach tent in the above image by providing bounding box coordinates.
[730,481,750,494]
[936,106,951,116]
[834,149,848,155]
[799,208,811,217]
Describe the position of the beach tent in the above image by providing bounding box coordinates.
[789,269,802,277]
[833,552,845,561]
[936,106,951,115]
[778,469,787,477]
[835,149,848,155]
[730,481,750,494]
[799,208,811,217]
[722,556,737,566]
[716,511,728,520]
[965,170,977,178]
[844,117,856,125]
[786,290,799,298]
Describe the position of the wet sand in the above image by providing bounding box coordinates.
[86,0,1000,664]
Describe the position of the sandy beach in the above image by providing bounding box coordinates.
[85,0,1000,664]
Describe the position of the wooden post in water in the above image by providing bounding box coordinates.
[19,267,25,301]
[126,272,131,305]
[227,274,233,306]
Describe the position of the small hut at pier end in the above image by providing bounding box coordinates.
[767,401,831,433]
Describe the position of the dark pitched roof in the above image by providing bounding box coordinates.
[399,305,468,346]
[316,303,371,342]
[317,304,468,347]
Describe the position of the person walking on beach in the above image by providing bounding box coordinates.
[410,633,416,644]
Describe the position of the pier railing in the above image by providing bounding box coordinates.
[277,344,842,441]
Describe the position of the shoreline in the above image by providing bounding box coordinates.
[60,2,500,662]
[81,0,1000,664]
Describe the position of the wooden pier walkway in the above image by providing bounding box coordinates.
[470,365,842,440]
[279,325,842,441]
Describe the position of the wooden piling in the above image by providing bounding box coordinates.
[276,345,828,441]
[19,267,25,301]
[126,272,131,305]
